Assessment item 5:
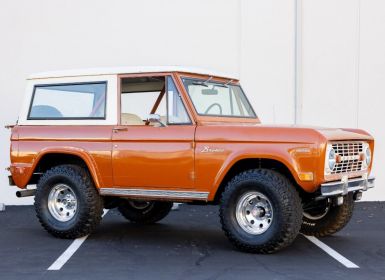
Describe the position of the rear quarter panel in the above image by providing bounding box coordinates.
[11,126,113,189]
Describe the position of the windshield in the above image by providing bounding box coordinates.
[182,78,256,118]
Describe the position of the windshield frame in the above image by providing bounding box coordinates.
[181,77,258,120]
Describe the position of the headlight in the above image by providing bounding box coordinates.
[364,144,372,166]
[328,147,336,170]
[325,144,336,173]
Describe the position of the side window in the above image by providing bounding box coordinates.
[167,77,191,124]
[28,82,107,119]
[120,77,166,125]
[119,76,191,125]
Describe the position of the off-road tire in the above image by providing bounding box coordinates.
[34,164,104,239]
[219,169,303,254]
[301,193,354,237]
[118,200,173,224]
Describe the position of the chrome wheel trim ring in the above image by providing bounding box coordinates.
[48,184,78,222]
[235,191,274,235]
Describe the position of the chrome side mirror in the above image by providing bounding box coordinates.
[146,114,167,127]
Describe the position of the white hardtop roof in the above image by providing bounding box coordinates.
[28,66,239,80]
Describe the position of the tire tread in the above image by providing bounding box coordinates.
[219,169,303,254]
[301,194,354,237]
[34,165,103,239]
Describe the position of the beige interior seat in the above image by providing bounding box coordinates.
[121,113,144,125]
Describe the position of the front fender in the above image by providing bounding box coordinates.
[202,143,322,201]
[212,153,300,189]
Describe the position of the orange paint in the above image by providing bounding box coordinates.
[9,71,374,201]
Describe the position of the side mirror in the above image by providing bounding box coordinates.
[146,114,167,127]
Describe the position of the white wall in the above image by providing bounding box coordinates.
[356,0,385,200]
[299,0,385,200]
[301,0,360,128]
[241,0,296,124]
[0,0,383,204]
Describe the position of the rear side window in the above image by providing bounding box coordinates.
[28,82,107,120]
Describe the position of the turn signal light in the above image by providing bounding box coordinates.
[298,172,314,181]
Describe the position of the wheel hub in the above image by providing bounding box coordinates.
[251,206,266,218]
[235,192,273,235]
[48,184,78,222]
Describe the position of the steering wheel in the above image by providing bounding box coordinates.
[204,103,223,115]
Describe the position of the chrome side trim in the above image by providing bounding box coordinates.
[321,175,375,197]
[99,188,209,200]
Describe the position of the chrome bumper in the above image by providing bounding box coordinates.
[321,175,375,197]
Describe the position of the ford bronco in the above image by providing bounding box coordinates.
[8,66,375,253]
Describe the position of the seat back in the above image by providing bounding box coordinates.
[121,113,144,125]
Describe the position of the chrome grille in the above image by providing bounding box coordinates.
[331,142,364,174]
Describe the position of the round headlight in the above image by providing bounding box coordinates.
[365,146,372,166]
[328,148,336,171]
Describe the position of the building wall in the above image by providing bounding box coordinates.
[299,0,385,200]
[0,0,383,204]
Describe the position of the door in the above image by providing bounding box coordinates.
[112,75,195,191]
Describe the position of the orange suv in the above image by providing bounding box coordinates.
[8,67,375,253]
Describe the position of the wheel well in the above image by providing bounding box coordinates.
[34,153,88,172]
[213,158,304,204]
[30,153,90,184]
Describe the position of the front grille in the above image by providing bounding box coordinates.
[331,142,364,174]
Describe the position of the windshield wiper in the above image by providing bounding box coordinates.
[214,84,228,88]
[192,81,208,87]
[192,77,233,88]
[213,79,233,89]
[192,76,213,87]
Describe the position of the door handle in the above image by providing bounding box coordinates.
[113,127,128,132]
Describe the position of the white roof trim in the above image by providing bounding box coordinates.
[28,66,239,80]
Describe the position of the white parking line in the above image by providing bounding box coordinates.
[303,235,359,268]
[47,209,109,271]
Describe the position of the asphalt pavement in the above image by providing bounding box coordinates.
[0,202,384,280]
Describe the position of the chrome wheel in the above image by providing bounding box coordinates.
[48,184,78,222]
[235,191,273,235]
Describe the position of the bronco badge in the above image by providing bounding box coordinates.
[200,146,225,153]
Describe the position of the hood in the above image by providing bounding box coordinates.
[257,124,373,142]
[197,122,373,144]
[312,127,373,141]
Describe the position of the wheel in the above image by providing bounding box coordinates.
[300,193,354,237]
[34,165,104,239]
[219,169,303,254]
[118,200,173,224]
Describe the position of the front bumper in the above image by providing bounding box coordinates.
[321,175,375,197]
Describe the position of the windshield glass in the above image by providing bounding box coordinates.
[182,78,256,118]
